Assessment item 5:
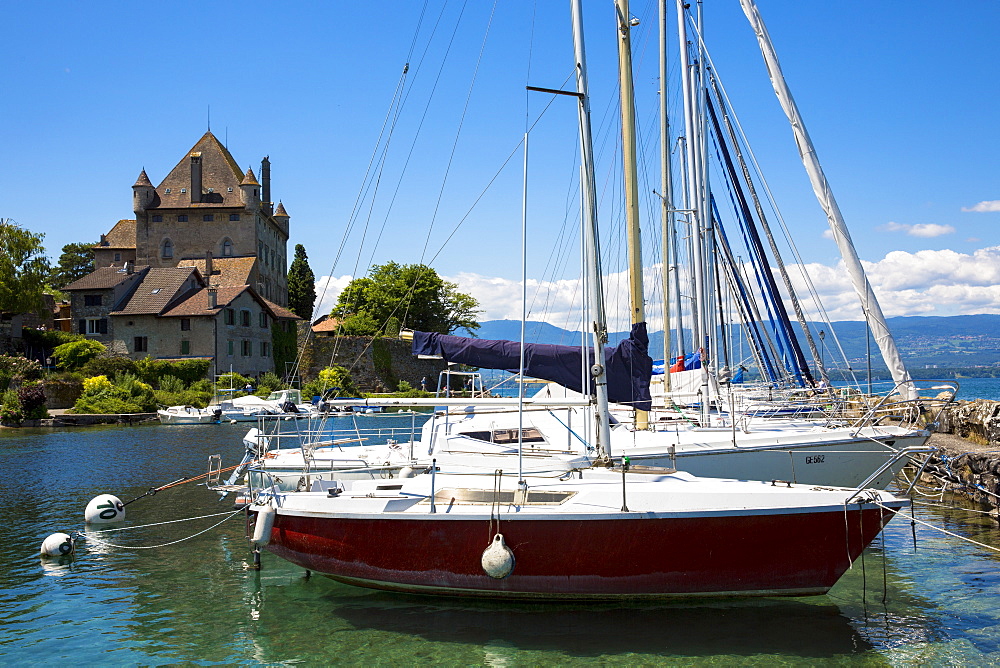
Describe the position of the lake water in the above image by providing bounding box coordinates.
[3,409,1000,664]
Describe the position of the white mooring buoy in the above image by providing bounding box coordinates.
[40,532,75,557]
[481,533,515,579]
[85,494,125,524]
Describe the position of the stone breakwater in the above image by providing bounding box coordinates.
[923,399,1000,508]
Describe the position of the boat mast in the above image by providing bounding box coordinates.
[571,0,613,459]
[676,0,712,424]
[614,0,648,430]
[740,0,914,397]
[658,0,674,392]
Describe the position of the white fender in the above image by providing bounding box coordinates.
[252,505,276,547]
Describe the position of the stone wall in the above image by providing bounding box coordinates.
[934,399,1000,445]
[297,329,446,392]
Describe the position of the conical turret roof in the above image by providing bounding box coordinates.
[241,167,260,186]
[133,169,153,187]
[273,201,289,217]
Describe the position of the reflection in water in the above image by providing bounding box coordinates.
[0,422,999,663]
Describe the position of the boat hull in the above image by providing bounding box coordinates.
[264,505,896,599]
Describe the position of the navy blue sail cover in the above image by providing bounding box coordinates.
[412,322,652,411]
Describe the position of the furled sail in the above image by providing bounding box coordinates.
[412,322,653,411]
[740,0,914,398]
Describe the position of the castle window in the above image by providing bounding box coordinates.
[180,340,190,355]
[259,312,268,328]
[241,340,252,357]
[84,294,102,307]
[260,342,270,357]
[227,340,234,356]
[152,215,163,222]
[225,308,235,325]
[178,215,188,222]
[134,336,148,353]
[223,239,233,256]
[203,214,214,222]
[114,253,121,262]
[180,318,191,331]
[230,214,240,221]
[83,317,107,336]
[162,239,173,259]
[240,310,251,327]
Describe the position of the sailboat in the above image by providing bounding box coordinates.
[248,0,907,599]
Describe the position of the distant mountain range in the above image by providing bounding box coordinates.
[464,314,1000,371]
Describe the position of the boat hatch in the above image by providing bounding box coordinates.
[458,428,546,445]
[427,488,576,506]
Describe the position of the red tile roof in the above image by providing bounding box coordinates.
[151,131,245,209]
[110,267,202,315]
[176,256,256,287]
[95,219,136,250]
[63,265,149,291]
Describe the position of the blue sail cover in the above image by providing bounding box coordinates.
[412,322,653,411]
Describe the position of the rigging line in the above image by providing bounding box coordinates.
[404,0,498,326]
[689,25,857,381]
[319,1,461,377]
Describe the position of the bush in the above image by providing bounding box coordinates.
[134,357,211,387]
[303,365,360,399]
[0,354,43,391]
[21,329,83,353]
[255,371,285,397]
[216,371,253,396]
[0,389,23,424]
[81,355,139,381]
[158,375,185,393]
[17,382,48,419]
[73,372,157,414]
[52,340,106,370]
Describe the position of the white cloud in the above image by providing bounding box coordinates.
[882,221,955,237]
[312,274,354,322]
[962,200,1000,212]
[450,246,1000,327]
[821,228,834,240]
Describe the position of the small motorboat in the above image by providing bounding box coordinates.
[157,405,221,425]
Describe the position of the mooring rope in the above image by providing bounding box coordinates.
[79,509,244,550]
[911,499,998,516]
[875,500,1000,554]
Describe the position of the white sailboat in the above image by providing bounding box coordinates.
[246,0,908,600]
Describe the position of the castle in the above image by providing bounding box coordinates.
[63,131,300,378]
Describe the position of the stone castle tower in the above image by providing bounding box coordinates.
[102,131,290,306]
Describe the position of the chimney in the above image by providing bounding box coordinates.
[124,261,133,275]
[100,234,108,246]
[261,156,272,215]
[207,286,218,309]
[190,152,203,203]
[204,251,213,283]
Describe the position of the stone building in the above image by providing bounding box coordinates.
[94,130,290,306]
[67,130,301,377]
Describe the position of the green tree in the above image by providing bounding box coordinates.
[333,262,479,336]
[52,339,106,370]
[287,244,316,320]
[49,241,97,289]
[0,219,49,315]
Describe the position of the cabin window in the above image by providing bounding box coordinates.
[458,428,546,445]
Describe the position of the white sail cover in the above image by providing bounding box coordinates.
[739,0,914,398]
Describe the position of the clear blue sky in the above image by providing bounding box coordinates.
[3,1,998,323]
